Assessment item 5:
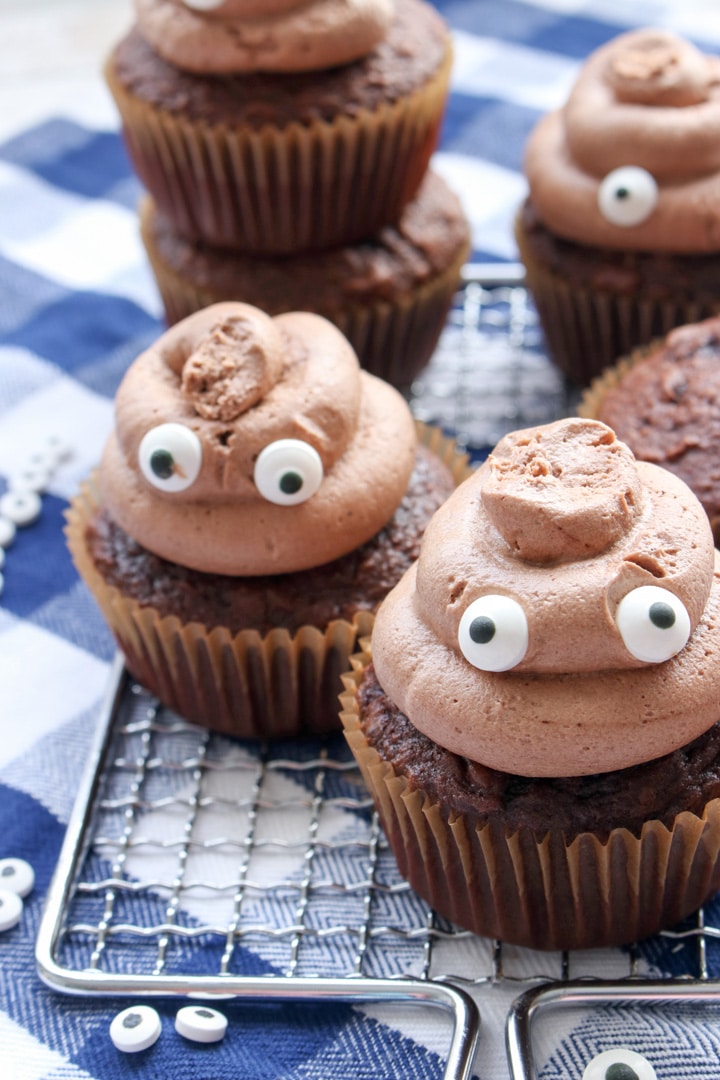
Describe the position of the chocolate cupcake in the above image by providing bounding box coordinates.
[139,170,471,390]
[342,418,720,950]
[66,302,468,737]
[516,29,720,385]
[106,0,453,254]
[580,315,720,545]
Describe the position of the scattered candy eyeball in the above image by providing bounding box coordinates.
[0,888,23,932]
[183,0,225,8]
[0,490,42,527]
[8,467,51,494]
[458,594,529,672]
[0,858,34,898]
[582,1046,657,1080]
[616,585,691,663]
[0,517,16,548]
[175,1005,228,1043]
[598,166,659,227]
[254,439,324,506]
[139,423,203,493]
[109,1005,162,1053]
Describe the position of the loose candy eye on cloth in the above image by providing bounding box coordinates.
[0,435,71,595]
[582,1047,658,1080]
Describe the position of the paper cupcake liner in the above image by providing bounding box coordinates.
[139,198,469,390]
[341,642,720,951]
[106,46,452,256]
[66,427,469,739]
[577,341,661,421]
[515,214,720,386]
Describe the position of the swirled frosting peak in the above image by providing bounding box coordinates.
[133,0,395,74]
[524,28,720,251]
[372,418,720,777]
[99,302,416,575]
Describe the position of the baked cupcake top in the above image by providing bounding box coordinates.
[592,315,720,542]
[133,0,394,74]
[371,417,720,777]
[524,28,720,252]
[99,302,416,575]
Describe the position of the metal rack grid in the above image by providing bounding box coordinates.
[36,271,720,1080]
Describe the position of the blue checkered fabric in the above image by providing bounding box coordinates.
[3,2,720,1078]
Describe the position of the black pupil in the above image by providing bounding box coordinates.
[123,1013,143,1029]
[196,1009,214,1019]
[1,867,13,877]
[649,601,675,630]
[469,616,496,644]
[605,1064,639,1080]
[615,186,630,200]
[279,471,303,495]
[150,448,175,480]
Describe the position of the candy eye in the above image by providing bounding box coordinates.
[183,0,225,9]
[598,166,658,226]
[582,1047,657,1080]
[458,594,528,672]
[616,585,691,663]
[254,439,323,506]
[138,423,202,493]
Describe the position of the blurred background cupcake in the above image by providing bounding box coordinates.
[106,0,453,254]
[516,28,720,386]
[580,314,720,545]
[66,302,469,739]
[139,170,471,391]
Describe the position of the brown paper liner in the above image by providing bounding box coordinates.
[515,214,720,387]
[577,341,662,422]
[341,641,720,950]
[139,196,469,390]
[106,45,452,256]
[66,426,470,739]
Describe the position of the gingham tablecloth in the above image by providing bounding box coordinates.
[3,2,720,1078]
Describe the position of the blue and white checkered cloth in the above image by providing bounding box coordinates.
[3,2,720,1077]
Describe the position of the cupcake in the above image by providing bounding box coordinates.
[516,29,720,386]
[139,170,471,390]
[580,314,720,545]
[105,0,453,254]
[66,301,467,738]
[342,417,720,950]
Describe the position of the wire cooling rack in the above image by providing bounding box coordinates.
[36,270,720,1080]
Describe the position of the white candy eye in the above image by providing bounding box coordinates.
[458,594,528,672]
[175,1005,228,1043]
[138,423,202,493]
[598,166,658,226]
[109,1005,162,1054]
[183,0,225,9]
[254,439,323,506]
[582,1046,657,1080]
[616,585,691,663]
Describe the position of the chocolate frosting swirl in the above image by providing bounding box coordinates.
[100,303,416,575]
[524,29,720,251]
[133,0,394,74]
[371,418,720,777]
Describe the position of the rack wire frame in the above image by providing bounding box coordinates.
[36,270,720,1080]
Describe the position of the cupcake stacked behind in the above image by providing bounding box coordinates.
[342,417,720,950]
[67,302,469,738]
[106,0,469,389]
[517,28,720,386]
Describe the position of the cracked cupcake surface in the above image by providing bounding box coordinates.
[371,417,720,777]
[99,302,417,575]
